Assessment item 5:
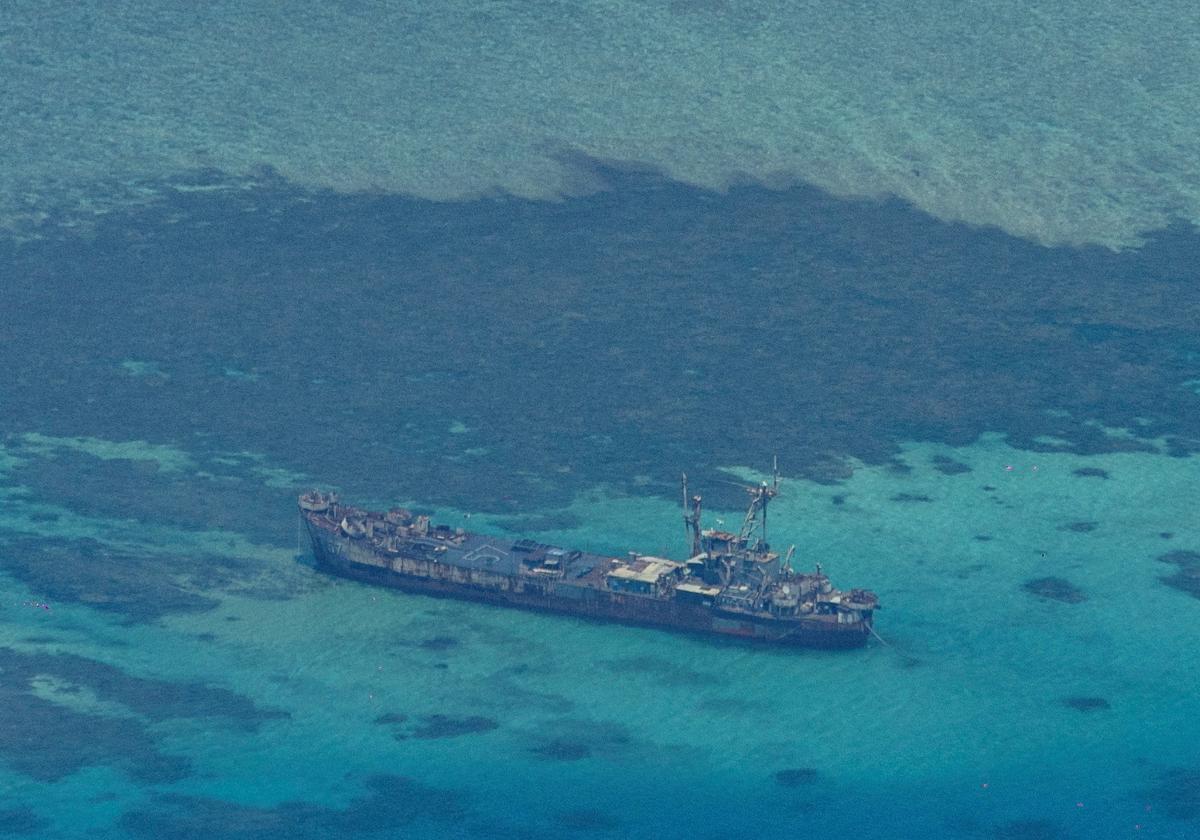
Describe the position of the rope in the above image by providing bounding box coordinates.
[868,622,920,665]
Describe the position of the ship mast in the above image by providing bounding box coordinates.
[681,473,702,557]
[737,457,779,553]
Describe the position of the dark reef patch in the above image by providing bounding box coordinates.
[0,647,191,783]
[495,512,584,533]
[0,646,285,730]
[1156,550,1200,599]
[417,636,460,652]
[6,444,296,547]
[1063,696,1110,712]
[411,715,498,739]
[890,493,933,503]
[556,810,620,832]
[599,655,715,687]
[831,494,846,506]
[0,536,304,624]
[530,740,592,762]
[17,636,59,645]
[121,774,465,839]
[774,768,820,787]
[1059,521,1099,533]
[1072,467,1110,479]
[3,165,1199,517]
[374,713,409,725]
[0,807,50,835]
[1161,532,1175,539]
[482,666,575,713]
[931,455,972,475]
[1142,767,1200,820]
[1022,577,1086,603]
[954,563,988,579]
[391,714,498,740]
[973,534,993,542]
[0,537,219,623]
[523,719,634,762]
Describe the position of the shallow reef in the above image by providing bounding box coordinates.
[1022,576,1086,604]
[931,455,972,475]
[120,775,465,839]
[1141,767,1200,820]
[1156,550,1200,599]
[530,740,592,762]
[773,768,820,788]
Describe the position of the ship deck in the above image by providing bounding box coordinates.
[311,512,621,592]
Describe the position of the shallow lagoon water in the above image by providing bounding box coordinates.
[3,3,1200,838]
[3,430,1199,837]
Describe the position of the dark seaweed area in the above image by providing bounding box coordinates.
[930,455,972,475]
[599,654,717,687]
[1157,550,1200,598]
[1,537,232,623]
[406,715,500,740]
[1,163,1198,527]
[1144,768,1200,820]
[0,646,283,783]
[530,739,592,762]
[1062,696,1110,712]
[774,767,820,787]
[1022,576,1087,604]
[0,807,48,836]
[121,775,465,839]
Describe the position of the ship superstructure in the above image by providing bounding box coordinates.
[299,470,877,648]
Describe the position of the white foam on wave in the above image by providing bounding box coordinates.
[3,1,1198,247]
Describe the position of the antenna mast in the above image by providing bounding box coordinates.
[681,473,702,557]
[737,458,779,552]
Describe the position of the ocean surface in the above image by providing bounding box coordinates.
[2,2,1199,838]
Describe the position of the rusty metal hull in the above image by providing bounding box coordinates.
[305,520,870,650]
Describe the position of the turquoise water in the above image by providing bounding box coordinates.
[3,3,1200,838]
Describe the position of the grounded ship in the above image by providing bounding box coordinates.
[298,471,878,649]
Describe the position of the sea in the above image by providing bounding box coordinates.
[2,2,1199,838]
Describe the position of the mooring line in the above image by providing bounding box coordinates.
[869,622,920,665]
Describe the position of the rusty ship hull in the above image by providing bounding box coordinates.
[300,490,877,650]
